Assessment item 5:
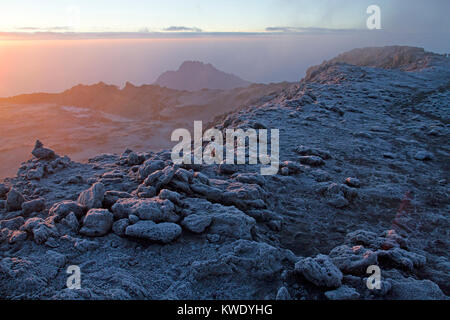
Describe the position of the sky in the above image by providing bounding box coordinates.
[1,0,449,34]
[0,0,449,96]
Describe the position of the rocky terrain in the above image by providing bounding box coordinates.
[0,46,448,300]
[0,80,290,179]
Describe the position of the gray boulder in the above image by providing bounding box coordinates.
[112,219,130,237]
[144,165,176,191]
[0,184,9,199]
[77,182,105,210]
[0,216,25,230]
[49,200,85,220]
[158,189,183,205]
[6,188,25,212]
[377,247,426,271]
[125,220,182,243]
[181,214,212,234]
[80,209,113,237]
[389,277,446,300]
[112,197,177,222]
[329,245,378,275]
[221,182,267,210]
[295,254,343,288]
[208,204,256,240]
[138,159,166,181]
[127,152,145,166]
[103,190,132,209]
[60,212,80,232]
[21,217,58,244]
[22,198,46,215]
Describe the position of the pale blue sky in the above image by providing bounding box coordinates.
[0,0,448,34]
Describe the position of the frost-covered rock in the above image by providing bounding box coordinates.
[190,240,286,281]
[158,189,182,205]
[220,182,267,210]
[329,245,378,275]
[389,277,446,300]
[181,214,212,234]
[49,200,85,220]
[77,182,105,210]
[103,190,132,209]
[60,212,79,232]
[138,159,166,181]
[345,229,392,250]
[144,165,176,191]
[377,247,426,271]
[0,216,24,230]
[136,184,157,198]
[295,254,343,288]
[22,198,46,215]
[125,220,182,243]
[280,161,304,175]
[80,209,113,237]
[21,217,58,244]
[207,205,256,240]
[320,183,356,208]
[112,198,178,222]
[325,285,360,300]
[112,218,130,237]
[127,152,145,166]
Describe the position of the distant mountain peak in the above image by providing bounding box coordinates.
[155,61,251,91]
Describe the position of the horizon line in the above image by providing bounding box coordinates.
[0,28,374,40]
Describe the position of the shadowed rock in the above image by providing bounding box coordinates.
[5,188,25,212]
[31,140,57,160]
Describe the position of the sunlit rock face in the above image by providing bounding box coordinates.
[0,46,449,300]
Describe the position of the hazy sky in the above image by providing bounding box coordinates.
[0,1,448,97]
[1,0,449,33]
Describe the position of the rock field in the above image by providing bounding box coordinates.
[0,46,449,300]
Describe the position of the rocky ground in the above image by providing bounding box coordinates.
[0,46,449,300]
